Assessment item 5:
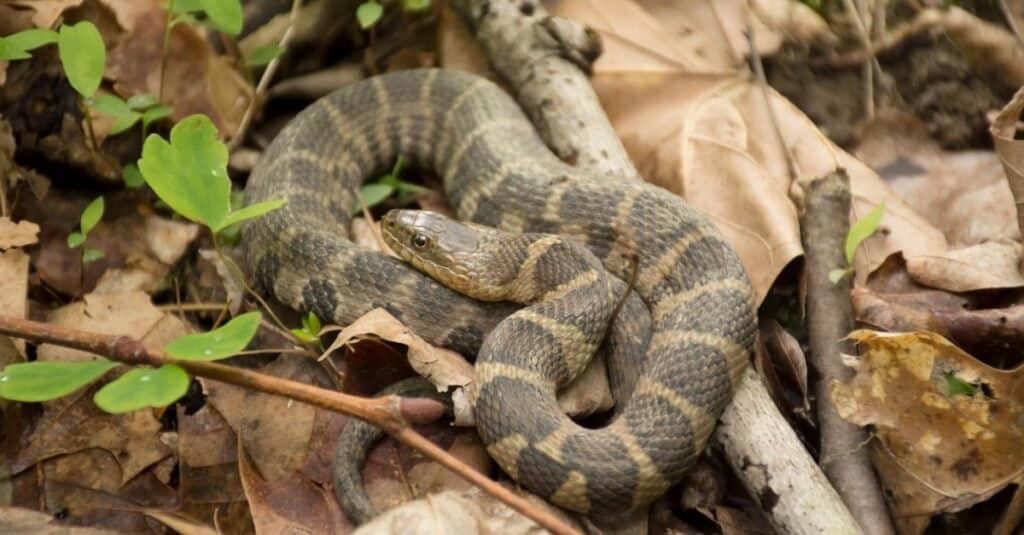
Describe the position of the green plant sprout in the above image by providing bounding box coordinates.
[290,311,324,352]
[91,92,172,139]
[0,312,261,412]
[245,44,286,67]
[357,155,429,211]
[829,202,885,284]
[67,195,106,265]
[356,0,432,30]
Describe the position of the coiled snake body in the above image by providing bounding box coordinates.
[242,69,756,515]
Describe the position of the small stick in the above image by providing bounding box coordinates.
[228,0,303,150]
[0,314,580,535]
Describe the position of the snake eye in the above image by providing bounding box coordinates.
[412,234,429,249]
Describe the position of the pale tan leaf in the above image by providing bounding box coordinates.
[905,242,1024,293]
[0,217,39,248]
[991,85,1024,239]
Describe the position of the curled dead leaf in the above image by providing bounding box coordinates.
[991,85,1024,240]
[0,217,39,249]
[832,330,1024,523]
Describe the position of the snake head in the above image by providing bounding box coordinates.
[381,209,515,301]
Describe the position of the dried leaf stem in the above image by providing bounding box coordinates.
[0,314,581,535]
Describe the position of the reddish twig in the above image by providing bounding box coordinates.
[0,315,580,535]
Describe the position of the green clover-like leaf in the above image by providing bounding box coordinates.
[93,364,190,413]
[944,372,979,398]
[138,114,231,228]
[57,22,106,98]
[127,93,160,110]
[0,360,119,402]
[357,183,394,211]
[141,104,172,131]
[164,311,261,361]
[402,0,431,12]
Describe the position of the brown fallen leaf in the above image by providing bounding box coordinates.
[0,217,39,248]
[106,0,252,138]
[40,448,180,531]
[832,331,1024,527]
[353,484,582,535]
[857,109,1019,247]
[991,85,1024,240]
[238,439,349,535]
[904,242,1024,293]
[4,0,84,28]
[0,506,122,535]
[0,248,29,357]
[542,0,947,298]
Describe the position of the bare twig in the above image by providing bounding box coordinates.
[0,314,581,535]
[841,0,879,119]
[800,170,894,535]
[228,0,303,150]
[745,17,800,182]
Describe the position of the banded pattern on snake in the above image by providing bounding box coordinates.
[242,69,756,515]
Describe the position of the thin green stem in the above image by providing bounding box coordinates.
[159,0,174,103]
[78,95,99,151]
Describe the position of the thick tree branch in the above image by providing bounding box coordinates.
[0,315,580,535]
[800,170,894,535]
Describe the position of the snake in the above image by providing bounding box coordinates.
[242,68,756,516]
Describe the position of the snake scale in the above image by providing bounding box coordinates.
[242,69,756,515]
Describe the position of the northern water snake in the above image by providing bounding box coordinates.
[242,69,757,515]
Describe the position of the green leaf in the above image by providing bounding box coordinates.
[5,29,58,52]
[137,114,231,230]
[215,198,287,233]
[0,360,119,402]
[93,364,189,413]
[0,39,31,60]
[357,1,384,29]
[303,311,321,335]
[141,104,172,131]
[127,93,159,110]
[828,268,849,285]
[82,247,105,264]
[290,328,319,344]
[92,94,141,134]
[402,0,431,12]
[67,231,86,248]
[164,311,261,361]
[200,0,243,34]
[57,22,106,98]
[122,163,146,189]
[171,0,205,13]
[844,203,886,265]
[245,44,285,67]
[944,372,978,398]
[357,183,394,210]
[80,196,105,234]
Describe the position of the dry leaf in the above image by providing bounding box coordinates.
[544,0,947,300]
[905,242,1024,293]
[832,331,1024,523]
[857,109,1018,246]
[238,440,348,535]
[4,0,84,28]
[0,248,29,356]
[0,217,39,248]
[991,85,1024,239]
[105,1,251,138]
[330,308,476,393]
[0,506,123,534]
[353,484,581,535]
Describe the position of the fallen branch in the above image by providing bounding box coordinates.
[800,170,894,535]
[0,314,581,535]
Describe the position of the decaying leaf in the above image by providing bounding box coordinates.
[832,331,1024,524]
